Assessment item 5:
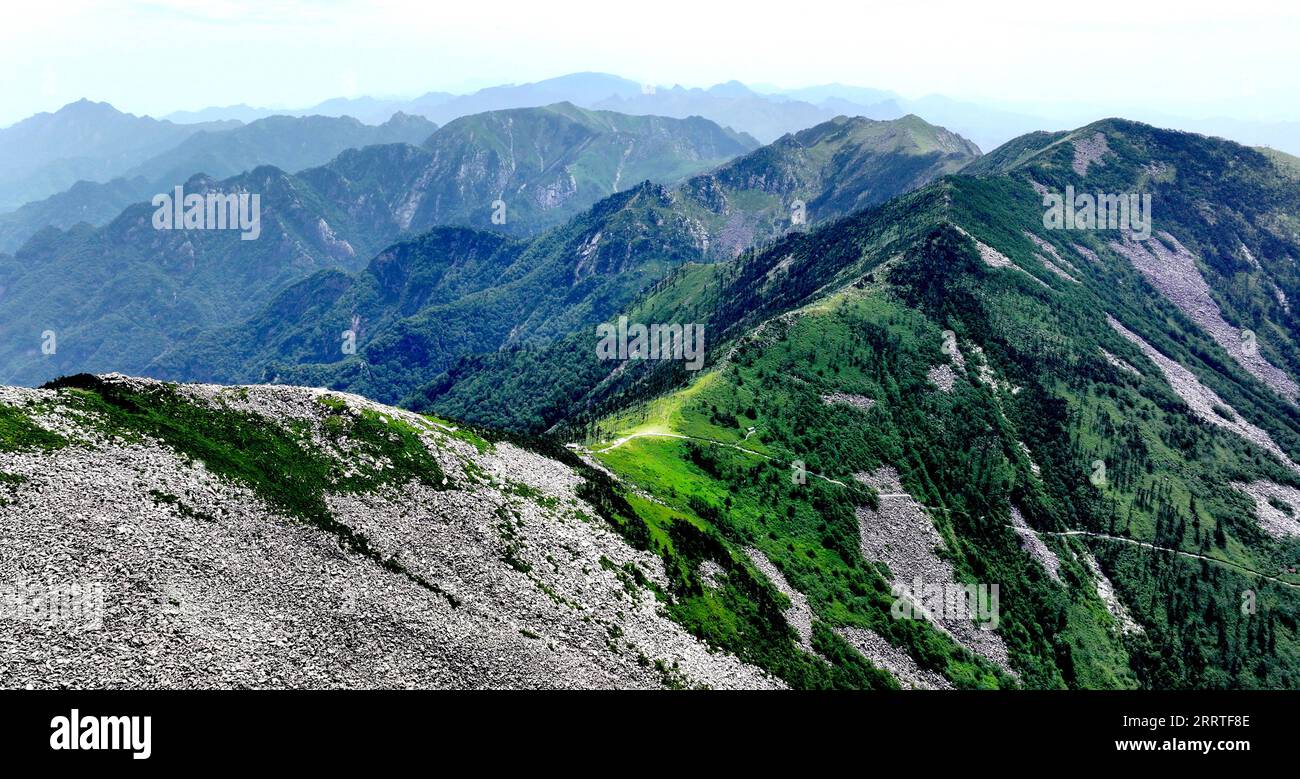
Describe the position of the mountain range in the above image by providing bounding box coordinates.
[0,111,439,252]
[406,117,1300,688]
[129,112,977,403]
[2,86,1299,690]
[153,71,1300,159]
[0,99,237,212]
[10,70,1300,253]
[159,72,1017,149]
[0,103,794,386]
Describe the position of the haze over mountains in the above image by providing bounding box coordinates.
[0,108,973,392]
[9,69,1300,258]
[0,111,440,252]
[156,72,1030,150]
[155,71,1300,158]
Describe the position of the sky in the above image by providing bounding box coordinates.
[2,0,1298,127]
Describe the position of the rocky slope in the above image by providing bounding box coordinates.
[0,374,779,689]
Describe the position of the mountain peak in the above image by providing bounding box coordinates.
[61,97,122,115]
[707,80,756,98]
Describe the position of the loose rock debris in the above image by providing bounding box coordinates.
[0,377,782,690]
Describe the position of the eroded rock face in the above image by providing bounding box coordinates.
[1232,480,1300,539]
[1010,507,1060,583]
[955,225,1013,269]
[743,547,814,654]
[1072,132,1110,177]
[953,225,1048,288]
[1079,551,1143,636]
[927,364,957,393]
[1038,254,1079,283]
[835,627,952,690]
[0,376,780,690]
[852,467,1014,676]
[1106,315,1300,475]
[1099,347,1141,377]
[820,393,876,412]
[1072,243,1101,265]
[1024,231,1079,276]
[1108,231,1300,403]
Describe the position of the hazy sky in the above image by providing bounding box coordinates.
[3,0,1298,126]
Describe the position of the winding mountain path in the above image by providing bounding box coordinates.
[1014,526,1300,590]
[592,430,846,485]
[587,430,1299,588]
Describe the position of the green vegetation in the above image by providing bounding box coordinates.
[0,402,67,451]
[45,374,457,605]
[0,105,756,388]
[439,120,1300,689]
[540,435,904,689]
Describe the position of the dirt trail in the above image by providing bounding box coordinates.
[592,431,846,485]
[1012,525,1300,589]
[589,431,1300,589]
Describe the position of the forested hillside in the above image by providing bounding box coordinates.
[414,120,1300,688]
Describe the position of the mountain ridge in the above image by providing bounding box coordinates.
[0,112,440,252]
[432,116,1300,689]
[139,113,978,403]
[0,106,764,386]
